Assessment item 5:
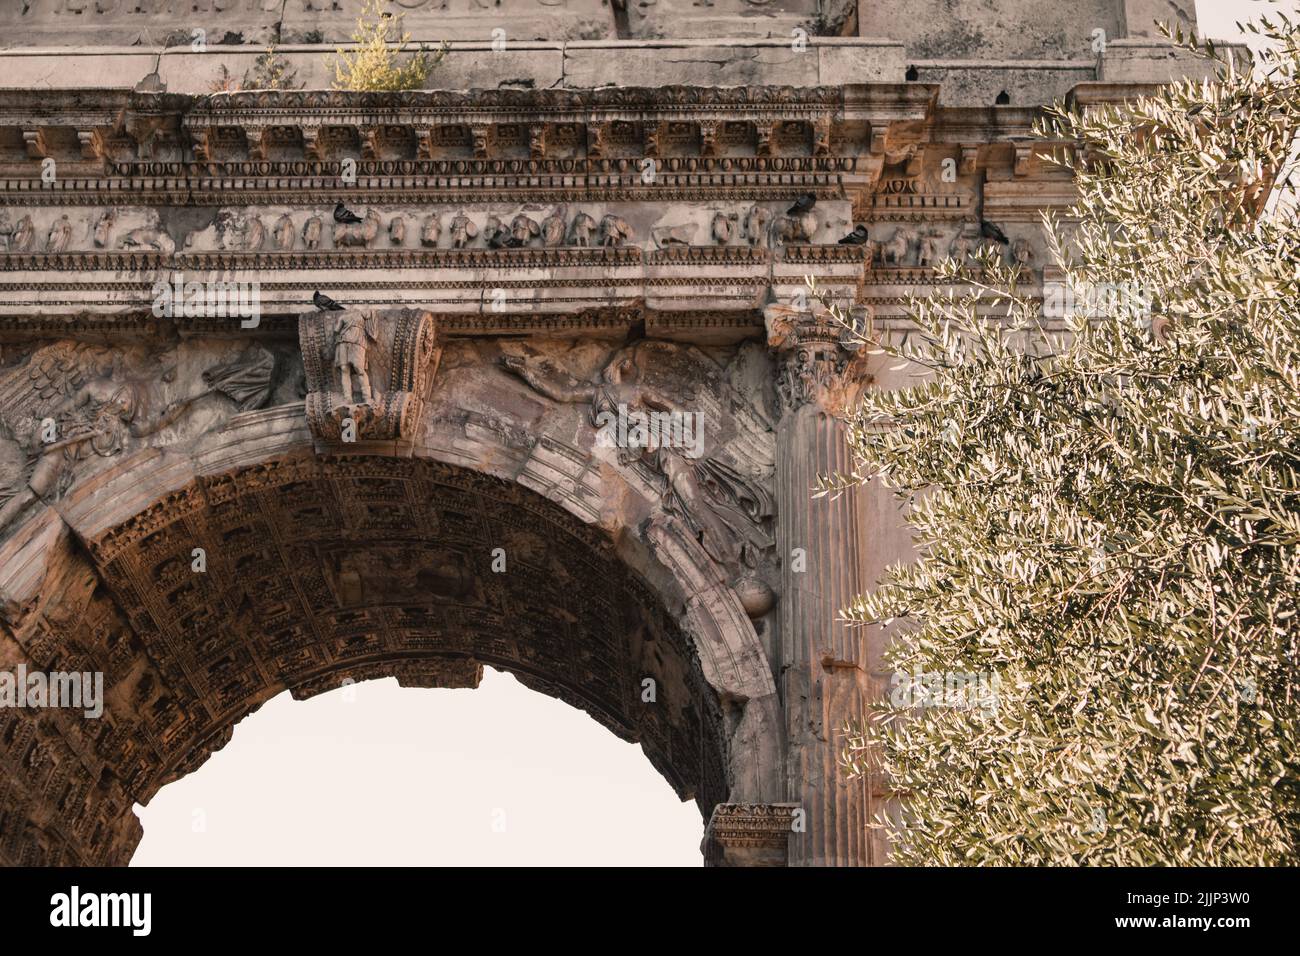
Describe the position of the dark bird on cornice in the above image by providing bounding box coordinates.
[980,220,1010,245]
[333,203,364,225]
[487,226,523,249]
[787,193,816,216]
[838,224,870,245]
[313,291,345,311]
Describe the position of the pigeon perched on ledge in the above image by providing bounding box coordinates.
[313,291,344,311]
[787,193,816,216]
[838,224,870,245]
[333,203,364,225]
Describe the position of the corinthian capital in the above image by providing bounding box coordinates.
[764,303,872,418]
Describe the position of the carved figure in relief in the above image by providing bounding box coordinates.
[216,209,242,250]
[11,215,35,253]
[743,205,770,246]
[651,222,699,248]
[389,214,406,246]
[486,215,518,249]
[698,120,718,155]
[770,210,817,245]
[540,206,567,247]
[302,215,323,249]
[93,211,115,248]
[332,312,379,405]
[0,212,12,251]
[878,228,913,265]
[528,125,546,160]
[0,343,274,535]
[949,229,973,262]
[511,214,541,246]
[332,209,380,248]
[711,211,738,245]
[599,214,633,247]
[195,346,277,413]
[569,211,597,247]
[420,213,441,248]
[449,210,478,249]
[273,214,296,251]
[117,211,173,254]
[499,342,775,573]
[918,230,943,268]
[243,215,266,252]
[45,215,73,253]
[811,119,831,156]
[1011,237,1035,266]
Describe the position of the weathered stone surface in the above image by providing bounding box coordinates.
[0,0,617,48]
[703,802,799,866]
[0,0,1239,867]
[859,0,1124,60]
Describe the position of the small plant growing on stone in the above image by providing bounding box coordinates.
[329,0,447,92]
[209,47,301,93]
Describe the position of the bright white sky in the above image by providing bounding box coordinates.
[131,0,1285,867]
[132,669,702,865]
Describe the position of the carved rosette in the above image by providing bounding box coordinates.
[299,307,440,444]
[764,303,872,418]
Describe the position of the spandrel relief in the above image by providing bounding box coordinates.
[499,339,777,599]
[0,341,280,537]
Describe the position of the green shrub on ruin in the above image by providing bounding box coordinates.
[330,0,446,92]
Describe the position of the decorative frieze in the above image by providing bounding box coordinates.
[703,803,799,866]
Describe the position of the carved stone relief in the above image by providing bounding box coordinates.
[299,307,440,445]
[0,341,279,537]
[497,338,777,612]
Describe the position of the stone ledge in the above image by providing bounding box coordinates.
[0,40,906,94]
[1097,38,1251,83]
[0,38,1232,101]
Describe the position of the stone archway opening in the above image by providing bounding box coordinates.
[2,453,732,865]
[129,667,708,866]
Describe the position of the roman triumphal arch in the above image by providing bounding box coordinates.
[0,1,1225,866]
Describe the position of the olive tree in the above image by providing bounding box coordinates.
[833,15,1300,865]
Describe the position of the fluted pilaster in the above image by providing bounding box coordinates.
[767,303,875,866]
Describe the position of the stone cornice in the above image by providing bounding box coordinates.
[0,84,937,174]
[187,85,849,120]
